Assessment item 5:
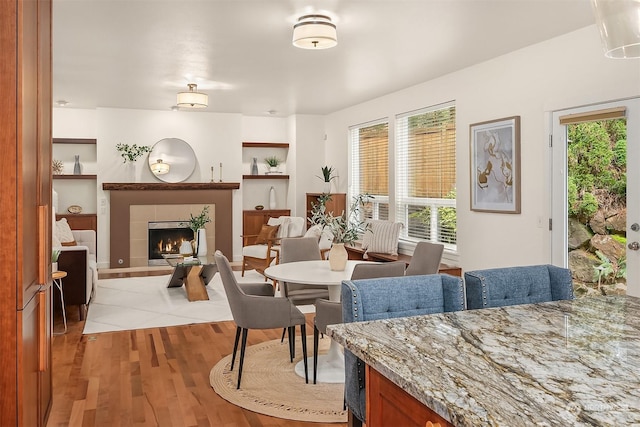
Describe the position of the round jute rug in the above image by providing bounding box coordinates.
[209,337,347,423]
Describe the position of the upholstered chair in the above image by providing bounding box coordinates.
[241,216,306,277]
[341,274,465,426]
[404,241,444,276]
[464,264,574,310]
[214,250,308,388]
[312,261,406,384]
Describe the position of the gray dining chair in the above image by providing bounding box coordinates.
[465,264,574,309]
[214,250,309,388]
[279,237,330,304]
[404,241,444,276]
[341,274,465,426]
[312,261,406,384]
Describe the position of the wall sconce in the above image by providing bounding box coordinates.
[592,0,640,58]
[151,159,170,175]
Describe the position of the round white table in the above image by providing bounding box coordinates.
[264,260,364,383]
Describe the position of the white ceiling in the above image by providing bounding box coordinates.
[53,0,596,116]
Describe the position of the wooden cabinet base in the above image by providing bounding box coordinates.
[366,365,453,427]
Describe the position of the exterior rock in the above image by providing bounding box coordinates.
[568,218,592,250]
[589,211,606,235]
[589,234,625,264]
[568,249,599,283]
[605,208,626,234]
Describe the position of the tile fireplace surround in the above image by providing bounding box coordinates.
[103,182,240,268]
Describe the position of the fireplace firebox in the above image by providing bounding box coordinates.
[148,221,194,266]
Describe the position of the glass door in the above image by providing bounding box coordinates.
[551,99,640,297]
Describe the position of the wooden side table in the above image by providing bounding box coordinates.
[52,270,68,334]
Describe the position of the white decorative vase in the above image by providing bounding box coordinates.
[328,243,348,271]
[323,181,331,194]
[124,161,136,182]
[179,240,193,255]
[52,262,58,272]
[269,186,276,209]
[196,228,207,256]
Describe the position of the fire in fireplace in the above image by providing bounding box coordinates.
[148,221,194,265]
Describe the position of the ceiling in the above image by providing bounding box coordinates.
[53,0,596,117]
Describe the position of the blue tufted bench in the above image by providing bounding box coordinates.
[341,274,465,426]
[464,264,574,310]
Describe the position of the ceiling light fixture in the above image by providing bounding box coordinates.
[56,100,69,107]
[592,0,640,58]
[292,14,337,49]
[176,83,208,108]
[150,159,170,175]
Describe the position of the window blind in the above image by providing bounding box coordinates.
[349,119,389,220]
[395,102,457,246]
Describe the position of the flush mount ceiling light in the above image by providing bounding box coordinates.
[176,83,208,108]
[592,0,640,58]
[292,14,337,49]
[150,159,170,175]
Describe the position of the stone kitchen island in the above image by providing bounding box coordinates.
[328,295,640,426]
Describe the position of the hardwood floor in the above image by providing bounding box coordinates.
[47,307,346,427]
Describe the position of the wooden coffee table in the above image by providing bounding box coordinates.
[163,255,217,302]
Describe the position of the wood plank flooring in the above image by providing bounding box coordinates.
[47,307,346,427]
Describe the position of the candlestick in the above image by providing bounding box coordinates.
[210,166,214,182]
[219,162,223,182]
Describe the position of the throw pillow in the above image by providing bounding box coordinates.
[52,233,61,248]
[267,217,291,238]
[55,218,77,246]
[362,220,403,256]
[254,224,280,245]
[303,224,323,241]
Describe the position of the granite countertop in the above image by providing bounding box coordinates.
[327,295,640,426]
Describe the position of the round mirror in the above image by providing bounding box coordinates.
[148,138,196,183]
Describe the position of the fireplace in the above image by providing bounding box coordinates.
[148,221,194,265]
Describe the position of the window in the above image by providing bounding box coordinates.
[349,119,389,220]
[396,103,456,249]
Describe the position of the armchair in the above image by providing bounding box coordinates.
[341,274,465,426]
[54,229,98,319]
[241,216,306,277]
[464,264,574,310]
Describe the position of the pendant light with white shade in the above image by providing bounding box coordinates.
[177,83,208,108]
[292,14,337,49]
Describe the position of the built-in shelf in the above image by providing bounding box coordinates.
[53,174,97,180]
[242,174,290,180]
[52,138,96,145]
[242,142,289,148]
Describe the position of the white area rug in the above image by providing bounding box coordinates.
[83,270,314,334]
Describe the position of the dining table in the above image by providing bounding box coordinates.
[264,259,365,383]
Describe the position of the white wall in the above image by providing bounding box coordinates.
[324,25,640,272]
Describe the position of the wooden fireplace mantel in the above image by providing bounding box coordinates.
[103,181,239,268]
[102,182,240,191]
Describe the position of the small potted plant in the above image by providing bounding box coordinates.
[187,206,211,256]
[115,143,152,163]
[317,166,337,193]
[52,249,60,272]
[264,156,281,173]
[116,143,152,182]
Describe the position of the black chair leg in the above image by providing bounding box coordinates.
[281,327,286,343]
[230,326,241,371]
[236,328,248,389]
[313,325,319,384]
[300,323,308,384]
[287,326,294,362]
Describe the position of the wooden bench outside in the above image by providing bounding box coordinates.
[345,243,462,277]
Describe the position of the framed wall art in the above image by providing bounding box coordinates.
[470,116,521,213]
